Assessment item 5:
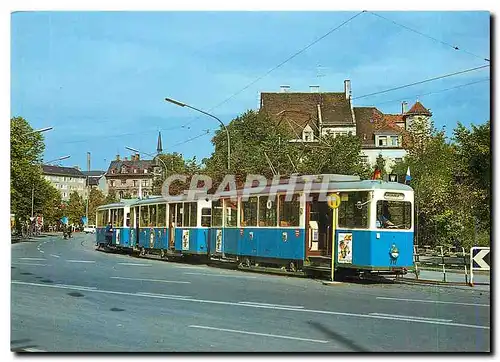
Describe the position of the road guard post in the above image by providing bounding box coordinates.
[327,193,341,281]
[470,246,490,286]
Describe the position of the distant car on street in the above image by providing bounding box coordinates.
[83,225,96,234]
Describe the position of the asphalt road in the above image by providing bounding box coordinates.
[11,233,491,352]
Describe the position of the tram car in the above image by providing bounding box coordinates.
[96,200,135,249]
[96,174,414,278]
[209,175,414,277]
[130,195,212,259]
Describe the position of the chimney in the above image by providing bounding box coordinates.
[116,154,120,161]
[310,85,320,93]
[135,153,140,161]
[280,85,290,93]
[344,80,351,100]
[124,156,128,161]
[402,101,408,114]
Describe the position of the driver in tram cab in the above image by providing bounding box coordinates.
[378,201,395,228]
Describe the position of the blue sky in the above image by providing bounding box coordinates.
[11,11,490,171]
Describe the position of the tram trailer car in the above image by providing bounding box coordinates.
[208,176,414,277]
[131,195,212,260]
[96,200,135,250]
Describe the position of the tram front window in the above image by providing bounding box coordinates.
[376,200,412,229]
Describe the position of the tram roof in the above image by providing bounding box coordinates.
[215,179,413,198]
[96,198,138,210]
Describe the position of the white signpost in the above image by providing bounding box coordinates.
[470,246,490,286]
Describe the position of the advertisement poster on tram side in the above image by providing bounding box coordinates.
[338,233,352,264]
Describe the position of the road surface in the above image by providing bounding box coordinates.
[11,233,490,352]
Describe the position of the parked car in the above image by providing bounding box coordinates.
[83,225,96,234]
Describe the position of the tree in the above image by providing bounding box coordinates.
[104,190,119,204]
[88,188,106,224]
[66,191,85,225]
[453,121,490,231]
[35,179,63,227]
[10,117,46,227]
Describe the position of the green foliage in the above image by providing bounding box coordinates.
[202,110,369,187]
[104,189,119,204]
[10,117,55,227]
[66,191,85,225]
[88,188,106,224]
[153,153,202,195]
[391,119,490,248]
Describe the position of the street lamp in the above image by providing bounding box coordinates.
[164,97,231,171]
[23,127,53,136]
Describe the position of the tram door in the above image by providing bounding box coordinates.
[306,194,332,257]
[168,204,176,250]
[134,207,140,248]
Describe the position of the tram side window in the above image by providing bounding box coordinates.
[376,201,412,229]
[240,197,258,227]
[149,205,157,227]
[140,206,149,227]
[117,208,124,227]
[259,197,277,226]
[278,194,300,227]
[176,203,183,227]
[97,211,105,227]
[169,204,176,227]
[157,204,166,227]
[212,200,223,227]
[338,192,369,229]
[189,202,197,227]
[225,200,238,227]
[129,208,134,227]
[201,208,212,227]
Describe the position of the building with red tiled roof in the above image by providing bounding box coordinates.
[258,81,432,173]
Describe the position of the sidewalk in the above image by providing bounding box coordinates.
[400,268,490,289]
[11,232,60,244]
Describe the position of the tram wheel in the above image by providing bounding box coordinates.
[160,249,165,259]
[289,261,296,272]
[140,247,146,256]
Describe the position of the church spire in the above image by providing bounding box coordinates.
[157,131,163,154]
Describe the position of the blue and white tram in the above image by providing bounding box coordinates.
[96,200,134,249]
[130,195,212,259]
[208,176,414,276]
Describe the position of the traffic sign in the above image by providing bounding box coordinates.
[327,194,341,209]
[389,174,398,182]
[471,247,490,270]
[470,246,490,286]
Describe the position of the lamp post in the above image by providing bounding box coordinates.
[23,127,53,136]
[164,97,231,171]
[125,146,168,196]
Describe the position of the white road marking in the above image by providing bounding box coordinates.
[136,292,191,299]
[50,254,60,258]
[184,272,257,279]
[111,276,191,284]
[19,258,46,261]
[376,296,489,307]
[11,281,490,330]
[66,260,95,263]
[12,262,48,266]
[39,251,45,254]
[189,325,328,344]
[369,313,453,322]
[54,284,97,290]
[116,263,152,267]
[239,301,304,309]
[21,348,46,352]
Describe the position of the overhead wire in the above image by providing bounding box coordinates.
[359,78,490,107]
[175,11,366,130]
[352,64,490,101]
[367,11,490,62]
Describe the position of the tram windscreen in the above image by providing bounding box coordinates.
[376,200,412,229]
